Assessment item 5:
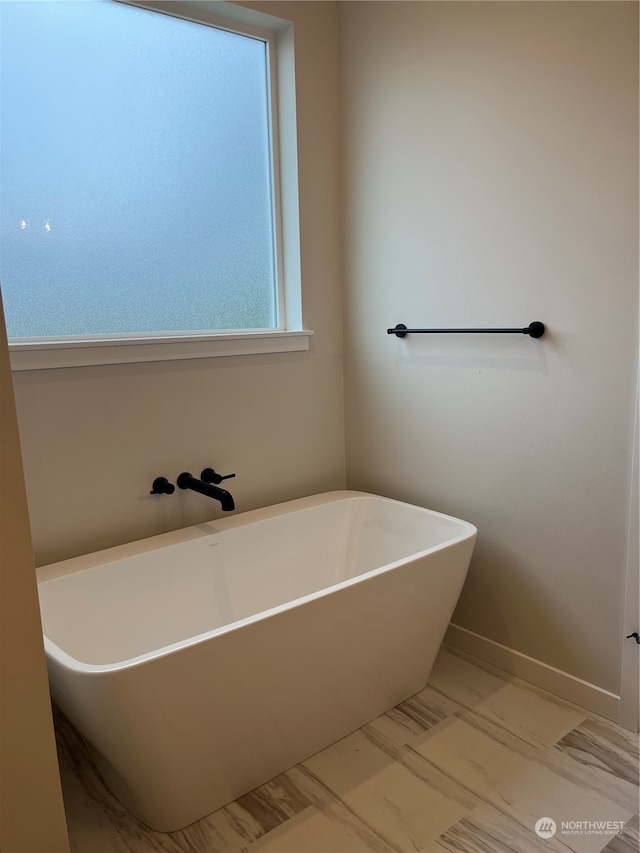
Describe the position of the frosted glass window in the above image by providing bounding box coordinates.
[0,0,278,339]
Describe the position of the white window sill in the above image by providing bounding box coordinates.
[9,330,314,371]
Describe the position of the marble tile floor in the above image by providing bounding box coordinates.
[55,647,639,853]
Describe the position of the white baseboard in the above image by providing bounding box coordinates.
[445,623,620,722]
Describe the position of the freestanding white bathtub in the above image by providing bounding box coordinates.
[37,491,476,832]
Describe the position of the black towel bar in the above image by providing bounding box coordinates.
[387,322,545,339]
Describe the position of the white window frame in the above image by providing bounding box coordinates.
[8,0,311,371]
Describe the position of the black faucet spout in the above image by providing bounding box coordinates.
[176,472,235,511]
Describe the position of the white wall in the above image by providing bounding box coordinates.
[0,294,69,852]
[12,1,345,566]
[340,1,638,697]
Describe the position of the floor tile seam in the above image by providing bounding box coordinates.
[234,788,299,834]
[577,717,640,748]
[446,795,631,853]
[559,724,640,767]
[402,736,633,843]
[391,700,452,733]
[236,806,320,853]
[553,770,638,814]
[292,764,402,853]
[449,807,578,853]
[437,809,577,853]
[169,824,229,853]
[601,835,637,853]
[360,723,482,812]
[555,728,640,774]
[131,823,187,853]
[187,795,295,853]
[426,679,586,754]
[400,742,514,821]
[381,700,551,773]
[617,813,640,840]
[553,738,640,791]
[396,709,459,749]
[382,709,425,742]
[265,773,315,815]
[163,831,212,853]
[454,709,639,814]
[532,739,640,813]
[442,699,569,755]
[607,814,640,853]
[363,715,454,756]
[219,804,267,847]
[442,645,601,722]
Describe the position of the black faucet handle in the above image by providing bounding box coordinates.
[150,476,175,495]
[201,467,236,485]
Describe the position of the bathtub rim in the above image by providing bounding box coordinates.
[37,490,477,675]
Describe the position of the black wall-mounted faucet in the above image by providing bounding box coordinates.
[150,477,175,495]
[177,472,235,512]
[201,467,236,486]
